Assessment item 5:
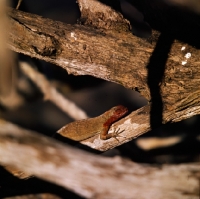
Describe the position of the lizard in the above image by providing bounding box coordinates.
[2,106,127,179]
[57,105,128,141]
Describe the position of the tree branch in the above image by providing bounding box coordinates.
[20,61,89,120]
[165,0,200,13]
[7,7,200,111]
[0,119,199,199]
[81,103,200,151]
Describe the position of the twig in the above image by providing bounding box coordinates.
[16,0,23,10]
[165,0,200,13]
[136,136,183,150]
[20,61,88,120]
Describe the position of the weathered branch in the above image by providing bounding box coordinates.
[7,6,200,111]
[0,119,199,199]
[77,0,130,31]
[20,61,89,120]
[81,103,200,151]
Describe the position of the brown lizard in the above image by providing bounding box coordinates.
[57,105,128,141]
[2,106,127,179]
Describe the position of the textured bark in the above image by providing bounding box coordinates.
[0,120,199,199]
[78,0,130,31]
[7,6,200,113]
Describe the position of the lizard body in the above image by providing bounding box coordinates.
[57,105,128,141]
[2,106,127,180]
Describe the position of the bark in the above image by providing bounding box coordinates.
[7,5,200,113]
[0,119,199,199]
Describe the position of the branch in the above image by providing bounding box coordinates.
[165,0,200,13]
[20,61,88,120]
[0,119,199,199]
[7,7,200,112]
[1,193,61,199]
[77,0,130,31]
[81,103,200,151]
[0,2,14,96]
[16,0,23,10]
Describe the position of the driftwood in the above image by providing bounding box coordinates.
[0,119,199,199]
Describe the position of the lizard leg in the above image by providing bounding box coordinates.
[100,127,125,140]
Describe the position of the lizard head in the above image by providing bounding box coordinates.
[103,105,128,127]
[111,105,128,118]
